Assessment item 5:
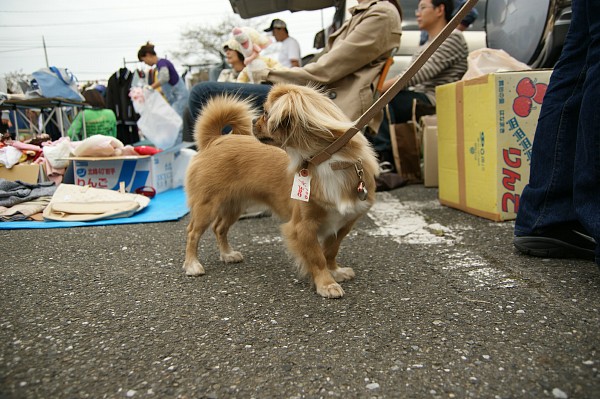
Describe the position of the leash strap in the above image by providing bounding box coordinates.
[308,0,479,167]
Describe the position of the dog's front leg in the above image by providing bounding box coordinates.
[322,220,358,283]
[282,219,344,299]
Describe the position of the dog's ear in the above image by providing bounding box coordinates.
[265,87,295,135]
[265,83,355,151]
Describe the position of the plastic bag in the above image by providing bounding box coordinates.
[72,135,125,157]
[30,67,85,101]
[462,49,531,81]
[131,87,182,149]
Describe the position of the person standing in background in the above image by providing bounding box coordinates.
[137,42,189,117]
[264,19,302,67]
[138,42,189,145]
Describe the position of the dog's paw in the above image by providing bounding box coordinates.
[183,259,205,276]
[330,267,355,282]
[220,251,244,263]
[317,282,345,299]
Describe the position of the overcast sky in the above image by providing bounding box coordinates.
[0,0,336,83]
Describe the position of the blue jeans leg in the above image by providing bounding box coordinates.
[188,81,272,122]
[515,0,600,262]
[575,0,600,263]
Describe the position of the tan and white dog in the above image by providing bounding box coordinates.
[183,83,379,298]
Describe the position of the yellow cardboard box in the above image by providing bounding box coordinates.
[436,69,552,221]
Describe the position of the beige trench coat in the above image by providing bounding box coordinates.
[258,0,402,132]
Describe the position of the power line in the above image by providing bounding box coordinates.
[0,46,39,53]
[0,0,231,14]
[2,12,231,27]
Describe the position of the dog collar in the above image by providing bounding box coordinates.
[330,160,358,170]
[330,159,369,201]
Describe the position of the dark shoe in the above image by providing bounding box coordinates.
[514,222,597,261]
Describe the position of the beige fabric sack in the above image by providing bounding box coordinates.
[43,184,150,222]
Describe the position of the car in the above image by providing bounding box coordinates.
[485,0,571,68]
[228,0,571,74]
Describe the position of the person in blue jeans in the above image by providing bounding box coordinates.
[513,0,599,268]
[188,0,403,135]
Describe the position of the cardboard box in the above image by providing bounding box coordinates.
[436,69,552,221]
[420,115,438,188]
[68,143,193,194]
[0,163,43,184]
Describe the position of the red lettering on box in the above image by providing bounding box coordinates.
[97,178,108,188]
[503,148,521,168]
[75,177,108,189]
[502,168,521,191]
[502,192,520,213]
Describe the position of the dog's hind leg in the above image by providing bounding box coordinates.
[322,220,358,283]
[213,212,244,263]
[282,219,344,299]
[183,212,212,276]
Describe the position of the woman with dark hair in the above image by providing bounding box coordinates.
[217,38,281,83]
[217,40,247,83]
[188,0,402,134]
[67,89,117,141]
[137,42,189,118]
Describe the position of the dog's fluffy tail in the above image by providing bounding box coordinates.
[194,95,258,150]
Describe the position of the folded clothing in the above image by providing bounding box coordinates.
[43,183,150,222]
[0,197,52,222]
[0,178,57,207]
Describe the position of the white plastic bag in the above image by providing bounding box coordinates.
[463,48,531,81]
[132,88,182,149]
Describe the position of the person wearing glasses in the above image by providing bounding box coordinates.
[370,0,468,171]
[419,0,478,45]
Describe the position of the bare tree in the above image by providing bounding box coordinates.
[173,15,266,67]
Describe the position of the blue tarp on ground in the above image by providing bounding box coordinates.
[0,186,189,230]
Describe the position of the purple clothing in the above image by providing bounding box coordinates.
[156,59,180,86]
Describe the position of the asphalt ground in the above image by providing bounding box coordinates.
[1,184,599,399]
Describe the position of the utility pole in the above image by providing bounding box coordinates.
[42,36,49,67]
